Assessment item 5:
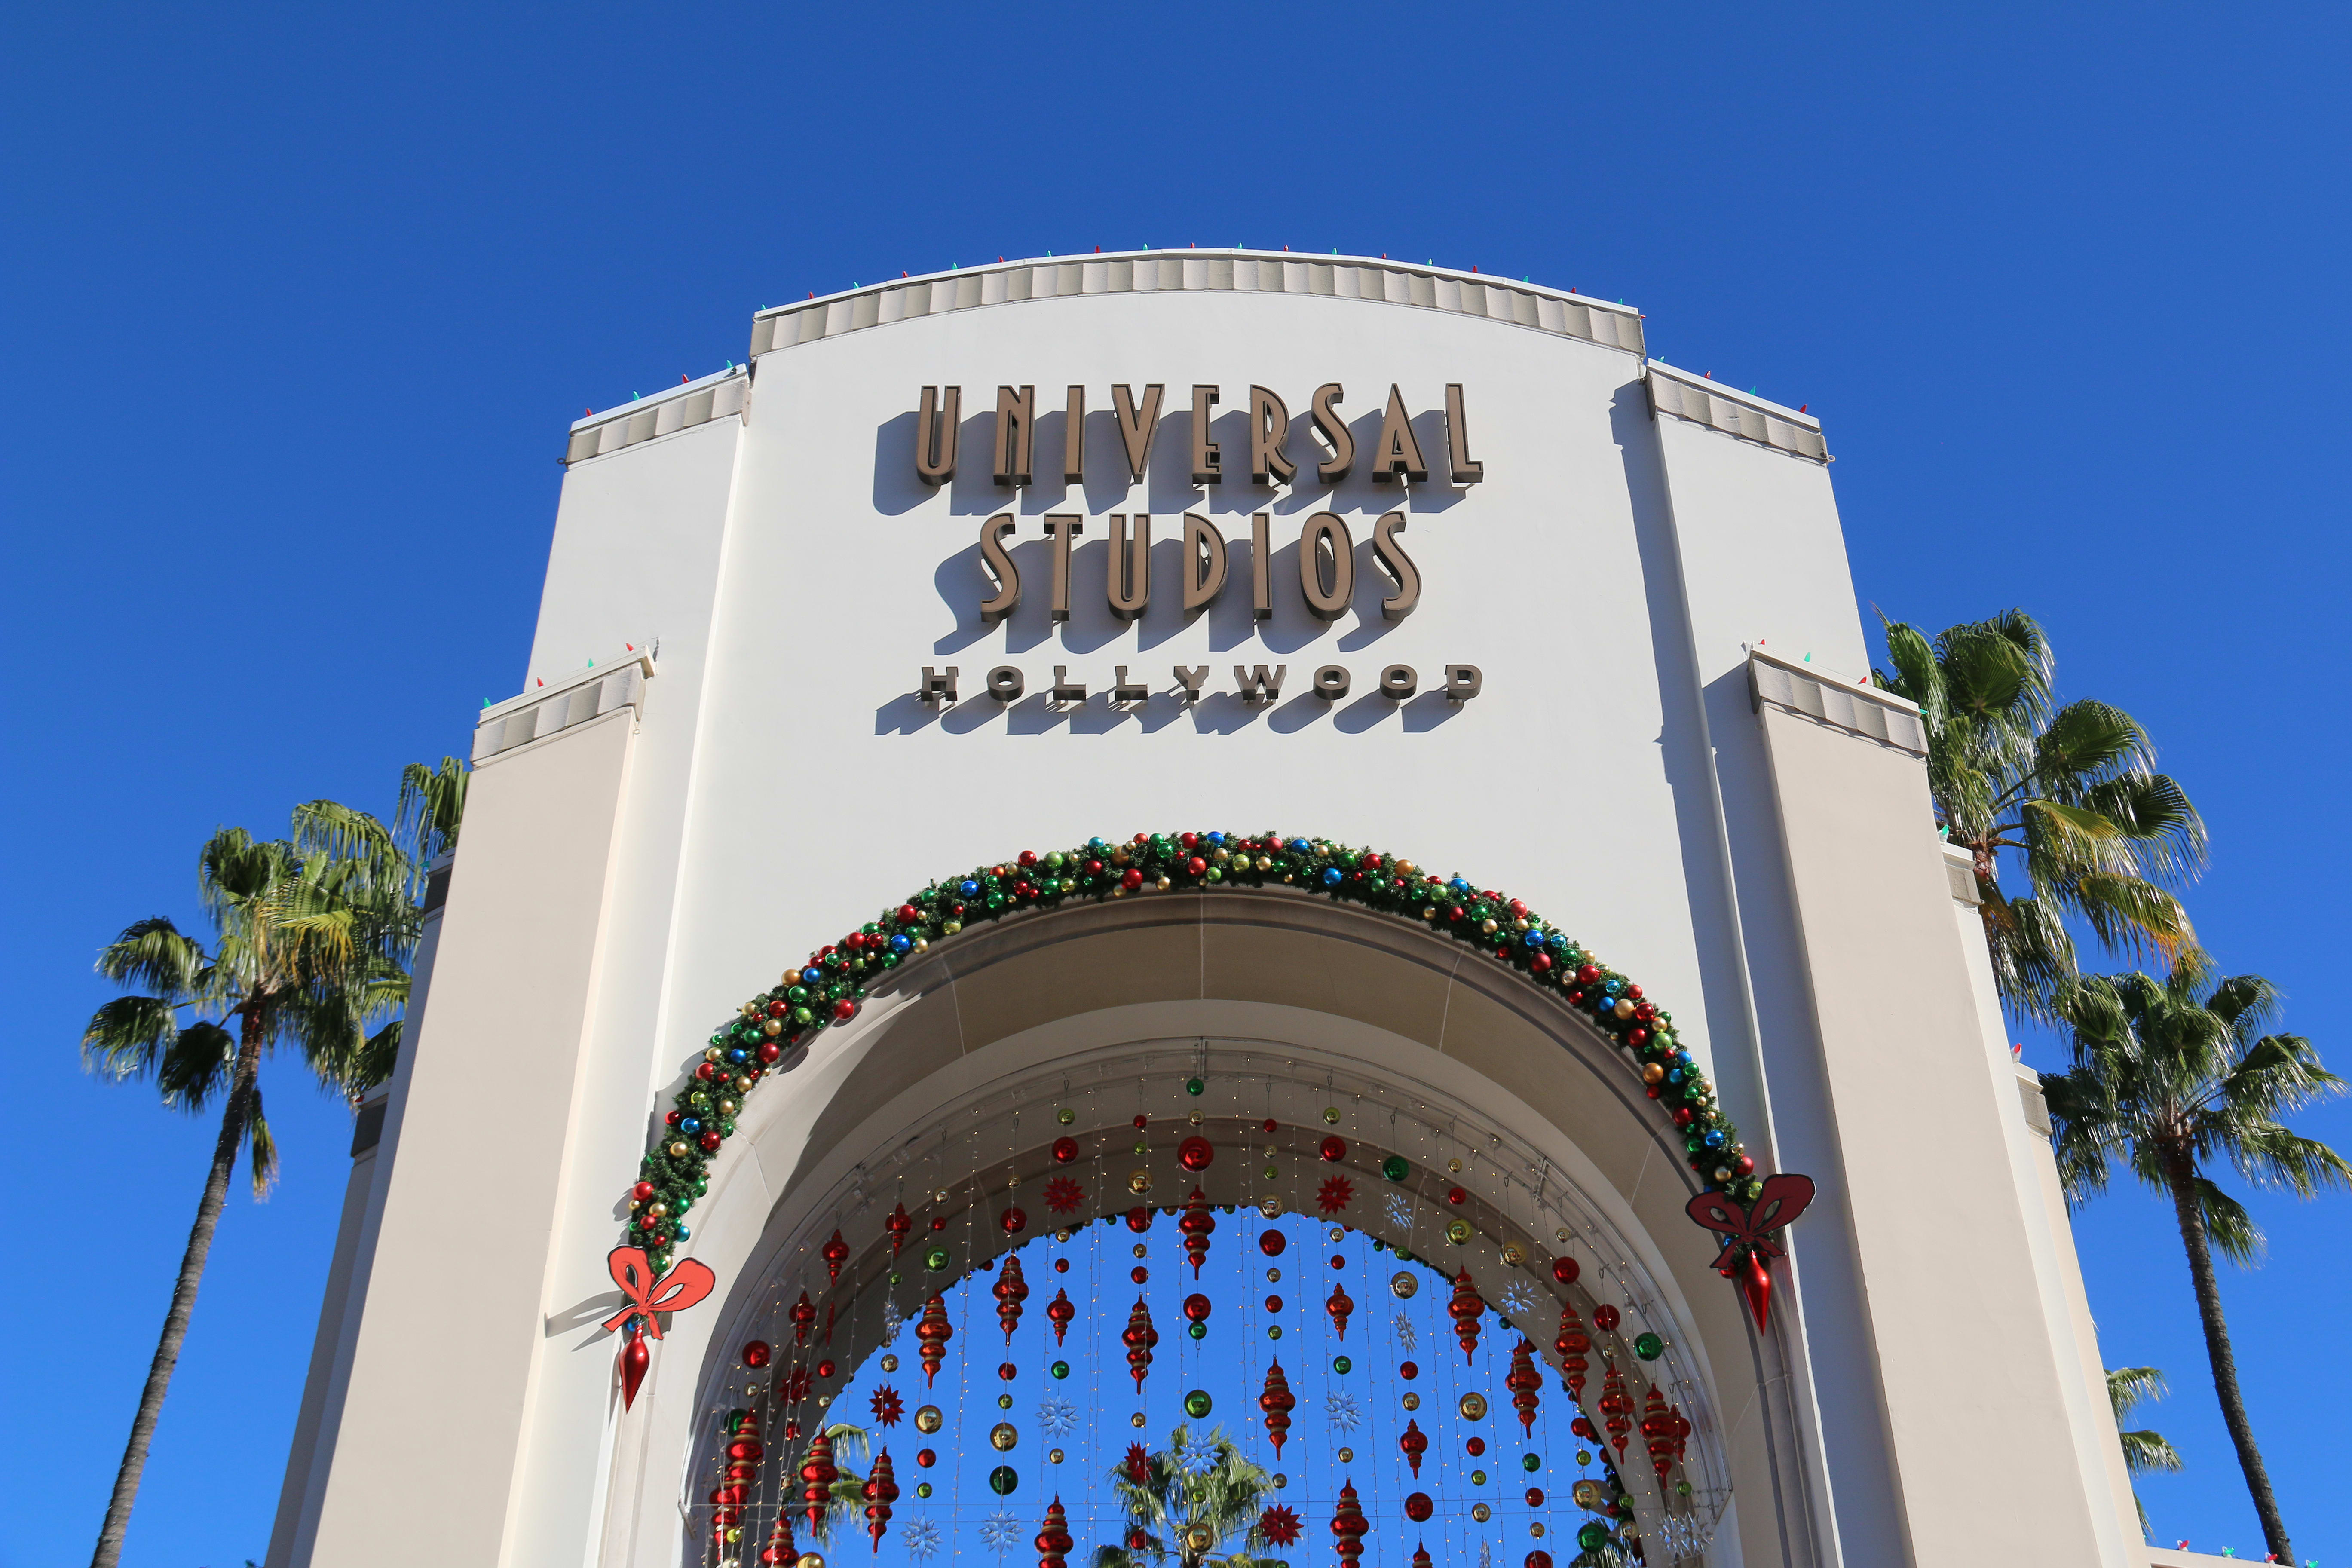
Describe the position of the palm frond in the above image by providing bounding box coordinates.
[156,1020,239,1111]
[94,918,210,998]
[246,1093,277,1196]
[397,757,469,864]
[82,994,187,1080]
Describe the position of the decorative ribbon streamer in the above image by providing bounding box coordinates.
[603,1245,717,1339]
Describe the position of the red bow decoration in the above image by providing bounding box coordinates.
[605,1246,719,1409]
[1684,1174,1815,1333]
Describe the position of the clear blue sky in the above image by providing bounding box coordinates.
[4,4,2348,1565]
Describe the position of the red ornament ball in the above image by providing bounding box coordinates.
[916,1449,936,1468]
[698,1130,722,1152]
[1126,1207,1153,1233]
[1551,1257,1580,1284]
[1319,1136,1347,1163]
[1183,1293,1212,1322]
[1133,1114,1150,1130]
[1446,1187,1467,1206]
[1466,1436,1486,1457]
[1259,1231,1286,1257]
[1399,1360,1419,1380]
[1130,1266,1149,1284]
[1001,1207,1028,1234]
[998,1362,1018,1381]
[1053,1137,1079,1164]
[1525,1488,1545,1508]
[1262,1118,1279,1134]
[1265,1295,1283,1312]
[741,1341,772,1369]
[632,1182,655,1201]
[1330,1254,1345,1270]
[1527,1553,1554,1568]
[1120,868,1144,890]
[816,1359,836,1378]
[1404,1493,1434,1523]
[1054,1258,1070,1273]
[757,1041,781,1063]
[1179,1136,1214,1172]
[1592,1305,1621,1332]
[831,998,857,1021]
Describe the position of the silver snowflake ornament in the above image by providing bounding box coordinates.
[903,1519,944,1561]
[1500,1280,1535,1320]
[880,1297,903,1345]
[1323,1389,1364,1434]
[980,1510,1022,1552]
[1037,1393,1079,1438]
[1393,1310,1417,1351]
[1174,1434,1221,1477]
[1384,1193,1414,1230]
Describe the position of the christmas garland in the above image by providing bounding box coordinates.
[619,832,1760,1280]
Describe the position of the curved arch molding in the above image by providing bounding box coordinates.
[626,832,1767,1283]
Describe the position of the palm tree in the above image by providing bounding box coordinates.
[79,760,465,1568]
[2043,957,2348,1565]
[1873,611,2205,1022]
[2106,1366,2182,1535]
[1092,1425,1281,1568]
[794,1421,873,1543]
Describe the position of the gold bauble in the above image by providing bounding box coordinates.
[1132,1412,1147,1427]
[1529,1524,1546,1540]
[1614,999,1636,1020]
[1155,876,1171,891]
[990,1422,1018,1452]
[1555,1227,1571,1244]
[1326,1226,1344,1244]
[1446,1158,1463,1175]
[646,1202,668,1219]
[1266,1267,1281,1283]
[798,1553,826,1568]
[1335,1447,1354,1464]
[1572,1480,1603,1510]
[934,1190,950,1204]
[1183,1526,1214,1553]
[1258,1197,1282,1219]
[1501,1244,1525,1266]
[1390,1271,1418,1299]
[1129,1170,1152,1195]
[880,1354,899,1373]
[717,1099,737,1115]
[1132,1243,1148,1259]
[1480,918,1498,934]
[1401,1392,1421,1412]
[1446,1219,1473,1245]
[1050,1448,1066,1464]
[1640,1063,1664,1085]
[1459,1392,1489,1421]
[1471,1504,1492,1524]
[1396,859,1416,876]
[914,1406,943,1434]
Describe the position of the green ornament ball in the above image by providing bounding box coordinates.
[1268,1326,1283,1340]
[925,1247,951,1271]
[1381,1156,1411,1182]
[1050,1360,1069,1380]
[1057,1108,1075,1126]
[1263,1164,1279,1180]
[998,1393,1013,1409]
[915,1482,932,1499]
[1633,1332,1664,1361]
[1185,1077,1205,1096]
[988,1465,1018,1496]
[1470,1469,1488,1486]
[1184,1389,1213,1418]
[1522,1453,1541,1473]
[1187,1322,1207,1340]
[1332,1355,1352,1375]
[1577,1523,1611,1553]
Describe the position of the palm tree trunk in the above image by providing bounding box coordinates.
[2166,1166,2292,1564]
[89,1005,264,1568]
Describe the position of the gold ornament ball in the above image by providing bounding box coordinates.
[816,1394,830,1408]
[1132,1243,1149,1259]
[1572,1480,1602,1509]
[1555,1227,1571,1244]
[1155,875,1171,891]
[914,1406,943,1434]
[1446,1158,1463,1175]
[1273,1473,1289,1490]
[1335,1447,1354,1464]
[1390,1271,1418,1299]
[1132,1412,1147,1428]
[798,1554,827,1568]
[1446,1219,1473,1245]
[1326,1225,1344,1243]
[1471,1504,1492,1524]
[1258,1197,1282,1219]
[1321,1107,1341,1125]
[1184,1526,1214,1553]
[880,1354,899,1373]
[1050,1448,1066,1464]
[1129,1170,1152,1195]
[1530,1524,1546,1540]
[1501,1244,1525,1266]
[1054,1228,1072,1243]
[1401,1392,1421,1412]
[989,1422,1018,1452]
[1459,1392,1489,1421]
[934,1190,950,1204]
[1265,1267,1282,1283]
[1188,1110,1204,1125]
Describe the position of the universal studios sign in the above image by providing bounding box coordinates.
[909,380,1484,712]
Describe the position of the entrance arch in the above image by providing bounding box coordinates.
[601,856,1831,1568]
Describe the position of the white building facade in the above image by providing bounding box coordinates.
[267,252,2144,1568]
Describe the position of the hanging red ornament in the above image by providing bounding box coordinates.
[1123,1298,1159,1387]
[743,1340,773,1369]
[816,1358,836,1379]
[1507,1337,1543,1434]
[864,1446,900,1545]
[1047,1287,1076,1345]
[1181,1189,1216,1277]
[823,1229,850,1283]
[1001,1207,1029,1235]
[1259,1361,1295,1455]
[1600,1364,1632,1456]
[1398,1418,1428,1476]
[1330,1482,1369,1567]
[916,1295,954,1387]
[757,1506,796,1565]
[790,1292,817,1345]
[994,1254,1030,1341]
[1258,1504,1302,1548]
[1555,1305,1591,1399]
[1053,1136,1079,1164]
[1035,1496,1073,1568]
[824,1299,836,1346]
[1448,1270,1485,1363]
[1126,1208,1153,1233]
[1551,1255,1579,1284]
[618,1324,650,1409]
[1743,1249,1773,1332]
[1413,1544,1434,1568]
[799,1430,839,1528]
[1592,1303,1620,1333]
[1319,1136,1347,1163]
[1325,1281,1354,1339]
[870,1385,904,1426]
[1179,1136,1214,1171]
[1403,1492,1434,1523]
[1316,1176,1354,1214]
[1183,1292,1212,1323]
[886,1203,912,1256]
[782,1365,812,1405]
[1641,1385,1675,1479]
[1259,1230,1286,1257]
[1044,1176,1084,1213]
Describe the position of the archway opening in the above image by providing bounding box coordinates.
[682,1044,1727,1568]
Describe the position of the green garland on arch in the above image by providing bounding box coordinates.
[619,830,1760,1277]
